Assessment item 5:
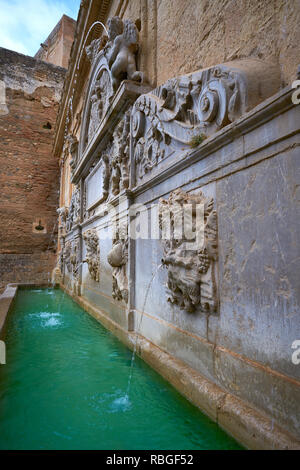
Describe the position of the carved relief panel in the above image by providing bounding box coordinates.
[159,189,218,313]
[85,68,112,147]
[66,186,81,233]
[131,60,281,184]
[64,238,81,282]
[83,228,100,282]
[107,222,128,303]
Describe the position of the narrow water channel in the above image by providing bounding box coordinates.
[0,288,242,450]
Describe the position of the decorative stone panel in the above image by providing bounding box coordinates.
[131,59,281,185]
[159,188,218,313]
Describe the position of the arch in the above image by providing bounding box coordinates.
[79,52,114,160]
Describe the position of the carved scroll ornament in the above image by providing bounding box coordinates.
[132,60,280,181]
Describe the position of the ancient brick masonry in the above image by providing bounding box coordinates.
[35,15,76,69]
[0,48,66,290]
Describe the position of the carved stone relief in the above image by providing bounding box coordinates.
[58,237,65,274]
[159,189,218,313]
[63,237,81,296]
[111,111,130,196]
[105,17,143,92]
[83,110,131,220]
[66,186,81,232]
[64,240,72,274]
[82,16,144,153]
[68,135,79,176]
[131,60,279,182]
[86,36,107,65]
[83,228,100,282]
[107,222,128,303]
[52,232,65,284]
[86,69,112,146]
[57,206,68,236]
[70,238,81,282]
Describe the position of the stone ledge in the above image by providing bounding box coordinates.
[0,282,57,339]
[0,284,18,339]
[60,282,300,450]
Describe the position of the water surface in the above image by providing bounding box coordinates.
[0,288,242,450]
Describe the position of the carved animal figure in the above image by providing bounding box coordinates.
[107,19,143,91]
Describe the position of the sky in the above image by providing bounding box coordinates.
[0,0,81,56]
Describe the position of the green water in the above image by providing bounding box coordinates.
[0,288,242,450]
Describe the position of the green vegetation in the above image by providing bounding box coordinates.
[189,133,206,148]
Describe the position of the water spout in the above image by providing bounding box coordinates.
[126,263,163,398]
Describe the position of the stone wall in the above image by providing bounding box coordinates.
[107,0,300,87]
[0,47,66,291]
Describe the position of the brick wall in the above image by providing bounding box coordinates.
[35,15,76,69]
[0,48,66,291]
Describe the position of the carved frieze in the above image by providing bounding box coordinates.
[107,222,128,303]
[159,189,218,313]
[83,228,100,282]
[132,60,280,182]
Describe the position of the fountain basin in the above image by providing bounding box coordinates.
[0,287,242,450]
